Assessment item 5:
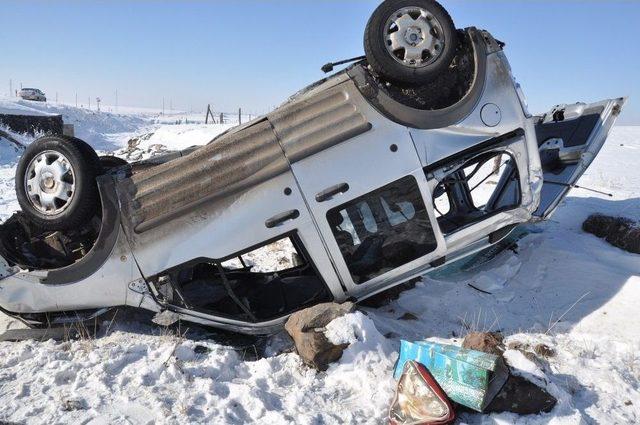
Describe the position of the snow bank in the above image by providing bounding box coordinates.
[324,312,398,421]
[0,98,57,116]
[503,349,549,387]
[116,123,237,161]
[0,165,19,223]
[136,123,234,152]
[0,313,396,424]
[0,97,151,152]
[0,332,243,424]
[45,105,150,152]
[0,128,24,220]
[0,134,24,166]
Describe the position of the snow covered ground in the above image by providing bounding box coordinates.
[121,123,236,160]
[0,101,638,424]
[0,97,235,153]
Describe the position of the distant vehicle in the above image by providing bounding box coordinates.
[18,88,46,102]
[0,0,626,334]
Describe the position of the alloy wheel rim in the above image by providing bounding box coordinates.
[24,150,76,215]
[383,7,446,68]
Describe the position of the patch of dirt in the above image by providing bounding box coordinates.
[583,214,640,254]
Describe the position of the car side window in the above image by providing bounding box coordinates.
[381,198,416,226]
[327,176,438,285]
[151,235,332,323]
[431,151,521,234]
[358,202,378,233]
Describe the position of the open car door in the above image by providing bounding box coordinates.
[533,98,626,219]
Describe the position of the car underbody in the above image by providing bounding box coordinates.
[0,26,625,334]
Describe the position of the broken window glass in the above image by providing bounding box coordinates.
[152,235,331,322]
[433,187,452,219]
[238,238,298,273]
[327,176,438,285]
[431,151,521,234]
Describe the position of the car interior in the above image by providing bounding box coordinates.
[150,235,332,323]
[327,175,439,285]
[431,151,522,234]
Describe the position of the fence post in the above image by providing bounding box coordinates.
[205,104,217,124]
[219,113,224,124]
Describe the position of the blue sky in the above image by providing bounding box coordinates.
[1,0,639,123]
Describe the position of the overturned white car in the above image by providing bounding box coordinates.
[0,0,625,334]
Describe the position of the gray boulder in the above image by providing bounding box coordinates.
[486,374,557,415]
[463,332,557,415]
[462,331,505,356]
[285,302,355,371]
[583,214,640,254]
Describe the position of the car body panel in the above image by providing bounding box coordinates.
[0,180,142,316]
[282,80,446,295]
[124,170,344,297]
[533,98,626,219]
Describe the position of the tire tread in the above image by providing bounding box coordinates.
[15,135,102,230]
[364,0,457,85]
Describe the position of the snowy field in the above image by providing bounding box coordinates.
[0,100,639,424]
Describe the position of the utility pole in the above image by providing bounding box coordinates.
[75,92,78,108]
[88,97,91,110]
[162,97,165,115]
[115,89,118,113]
[239,108,242,125]
[55,92,58,103]
[169,99,172,113]
[9,79,12,97]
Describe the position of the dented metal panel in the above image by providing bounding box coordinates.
[269,87,372,162]
[120,120,288,233]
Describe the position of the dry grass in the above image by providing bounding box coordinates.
[458,308,502,337]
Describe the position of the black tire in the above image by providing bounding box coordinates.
[99,155,129,171]
[15,135,101,231]
[364,0,457,85]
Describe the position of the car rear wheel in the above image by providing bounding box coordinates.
[15,135,101,230]
[364,0,457,85]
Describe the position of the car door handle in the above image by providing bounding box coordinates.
[265,209,300,229]
[315,183,350,203]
